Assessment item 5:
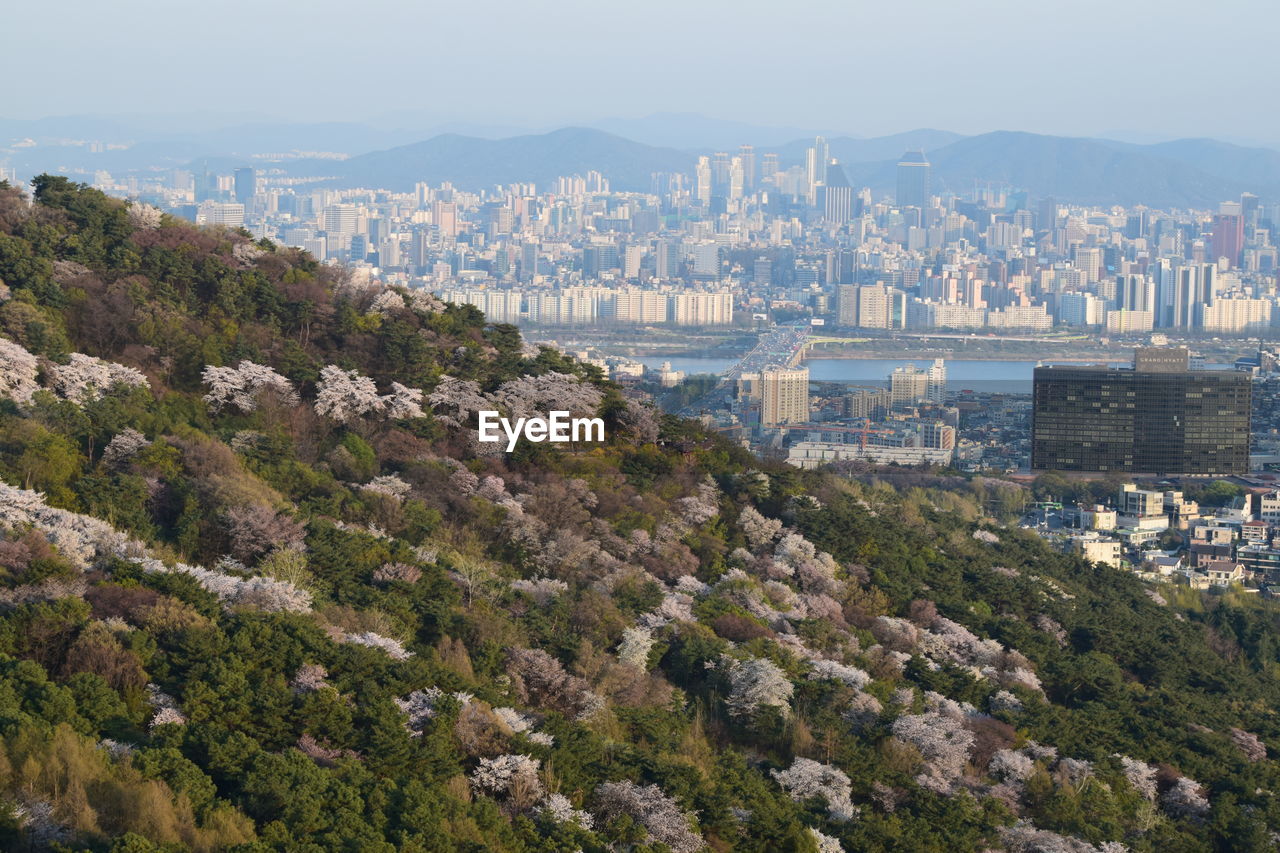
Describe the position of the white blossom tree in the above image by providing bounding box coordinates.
[1112,755,1157,801]
[594,781,705,853]
[50,353,149,404]
[510,576,569,605]
[314,365,385,422]
[471,753,543,800]
[617,626,655,669]
[1161,776,1210,820]
[493,372,602,420]
[383,382,425,419]
[146,684,187,728]
[0,337,39,404]
[739,506,783,550]
[890,712,974,794]
[202,360,299,412]
[726,657,794,718]
[429,375,489,427]
[342,631,413,660]
[809,827,845,853]
[771,757,858,822]
[101,428,150,468]
[540,793,595,829]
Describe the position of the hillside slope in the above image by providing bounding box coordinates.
[0,178,1278,851]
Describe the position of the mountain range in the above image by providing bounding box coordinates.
[5,113,1280,206]
[296,128,1280,207]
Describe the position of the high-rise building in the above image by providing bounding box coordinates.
[1031,347,1250,474]
[889,363,930,407]
[233,167,256,205]
[737,144,756,190]
[856,284,891,329]
[1212,202,1245,267]
[819,162,853,225]
[805,136,828,203]
[761,367,810,427]
[760,153,779,183]
[896,150,931,208]
[926,358,946,404]
[695,156,712,205]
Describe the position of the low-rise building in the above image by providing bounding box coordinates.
[1242,520,1270,543]
[1070,534,1123,568]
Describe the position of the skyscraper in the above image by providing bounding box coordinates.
[896,150,931,208]
[760,153,779,183]
[805,136,828,203]
[819,161,853,225]
[233,167,256,206]
[1031,348,1250,474]
[761,367,810,427]
[695,156,712,205]
[737,144,756,190]
[1211,201,1244,268]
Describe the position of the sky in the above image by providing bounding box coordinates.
[4,0,1277,145]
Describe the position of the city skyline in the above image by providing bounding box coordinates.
[5,0,1280,146]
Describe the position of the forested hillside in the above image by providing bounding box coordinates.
[1,178,1279,851]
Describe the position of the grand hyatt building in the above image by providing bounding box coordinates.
[1031,348,1251,475]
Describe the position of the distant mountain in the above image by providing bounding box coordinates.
[584,112,822,149]
[773,130,967,166]
[306,127,692,192]
[833,131,1280,207]
[1118,137,1280,190]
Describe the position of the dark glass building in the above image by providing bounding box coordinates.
[896,150,931,209]
[1032,348,1251,474]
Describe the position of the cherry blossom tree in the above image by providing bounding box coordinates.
[808,659,871,690]
[373,562,422,584]
[617,626,655,670]
[50,353,149,404]
[202,360,298,412]
[510,576,568,605]
[429,375,489,427]
[493,372,602,420]
[101,428,150,468]
[471,753,543,801]
[0,337,39,404]
[383,382,425,419]
[506,647,604,720]
[369,289,408,316]
[223,505,306,563]
[146,684,186,728]
[540,793,594,829]
[1161,776,1209,820]
[314,365,385,422]
[594,781,705,853]
[891,712,974,794]
[1230,727,1267,762]
[361,474,412,500]
[771,757,857,822]
[739,506,783,550]
[127,201,164,229]
[1114,755,1157,800]
[1000,821,1123,853]
[342,631,413,659]
[726,656,793,718]
[809,827,844,853]
[290,663,330,694]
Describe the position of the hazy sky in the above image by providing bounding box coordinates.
[5,0,1276,143]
